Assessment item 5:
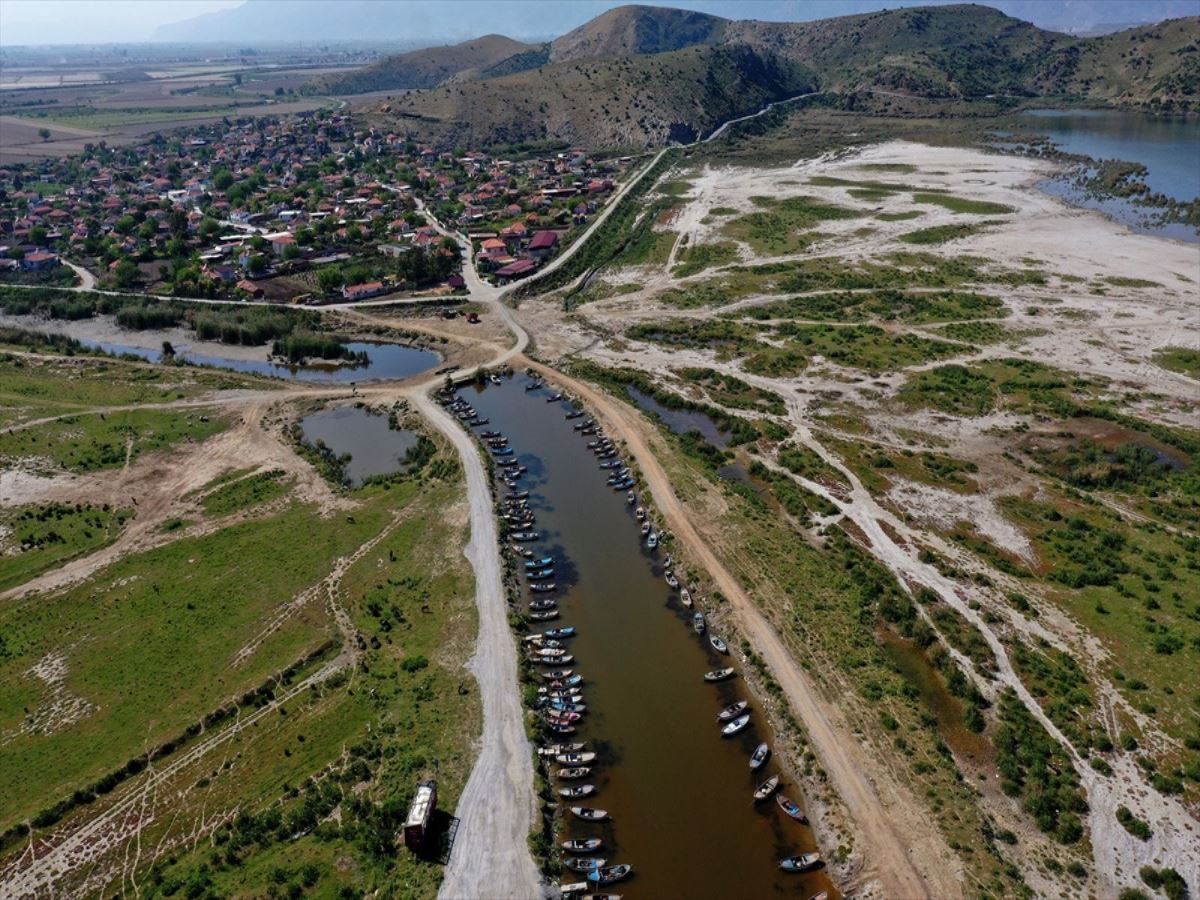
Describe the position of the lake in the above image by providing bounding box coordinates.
[1017,108,1200,241]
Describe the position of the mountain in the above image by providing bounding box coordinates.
[356,4,1196,149]
[548,5,728,62]
[379,43,817,149]
[319,35,536,93]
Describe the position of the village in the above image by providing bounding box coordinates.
[0,108,628,304]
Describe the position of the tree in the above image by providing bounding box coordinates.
[213,169,234,192]
[38,128,51,142]
[317,268,343,294]
[113,258,139,288]
[246,255,268,276]
[161,341,175,358]
[281,244,300,262]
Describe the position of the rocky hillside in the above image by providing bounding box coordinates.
[344,4,1198,147]
[380,43,816,150]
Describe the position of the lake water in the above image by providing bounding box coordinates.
[1015,108,1200,241]
[463,375,834,899]
[80,337,439,383]
[297,405,418,487]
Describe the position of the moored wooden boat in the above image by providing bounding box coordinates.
[562,837,603,853]
[749,742,770,769]
[692,612,706,634]
[709,635,728,654]
[558,751,596,765]
[539,742,585,756]
[665,572,679,589]
[570,806,608,821]
[703,667,735,682]
[753,774,781,802]
[529,609,559,621]
[778,852,821,873]
[586,864,632,884]
[530,582,557,592]
[717,700,749,722]
[776,793,808,823]
[559,881,587,895]
[559,784,596,799]
[721,712,751,736]
[540,668,574,680]
[564,856,607,872]
[680,588,693,608]
[556,767,592,781]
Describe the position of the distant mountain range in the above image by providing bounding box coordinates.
[151,0,1199,44]
[318,4,1197,150]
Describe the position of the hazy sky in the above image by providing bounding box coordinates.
[0,0,242,45]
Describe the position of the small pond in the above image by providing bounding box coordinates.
[297,405,419,487]
[626,385,731,447]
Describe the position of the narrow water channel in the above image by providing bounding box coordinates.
[460,374,833,900]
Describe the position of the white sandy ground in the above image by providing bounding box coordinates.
[509,140,1200,896]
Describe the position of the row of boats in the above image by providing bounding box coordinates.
[448,375,823,895]
[450,380,634,896]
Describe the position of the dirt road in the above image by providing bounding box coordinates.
[523,359,943,900]
[414,390,544,900]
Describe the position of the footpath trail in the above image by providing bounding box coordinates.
[414,390,543,900]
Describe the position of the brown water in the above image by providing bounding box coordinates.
[463,374,832,899]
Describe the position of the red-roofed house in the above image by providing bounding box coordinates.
[342,281,387,301]
[526,230,558,260]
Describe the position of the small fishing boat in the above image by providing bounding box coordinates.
[547,393,563,403]
[535,647,567,658]
[530,582,557,593]
[559,784,596,800]
[635,507,645,521]
[541,669,574,681]
[544,627,576,639]
[529,610,559,621]
[709,635,728,654]
[703,667,735,682]
[529,599,557,612]
[559,882,587,896]
[525,381,541,391]
[547,710,581,724]
[721,713,751,736]
[640,522,651,537]
[717,700,749,722]
[490,375,502,384]
[549,674,584,688]
[525,556,554,568]
[548,723,577,735]
[665,572,679,589]
[566,409,584,420]
[778,853,821,873]
[680,589,693,608]
[598,459,621,469]
[480,430,501,438]
[557,768,592,782]
[558,751,596,765]
[468,417,488,426]
[808,893,829,900]
[498,459,520,468]
[564,857,607,873]
[749,742,770,769]
[492,447,514,456]
[612,479,635,491]
[570,806,608,821]
[562,838,603,853]
[512,531,540,542]
[507,490,530,500]
[539,742,585,756]
[753,774,781,802]
[548,701,587,714]
[527,567,555,579]
[626,491,636,505]
[586,865,631,885]
[580,426,596,435]
[581,894,622,900]
[646,532,658,550]
[512,545,534,559]
[776,793,808,823]
[692,612,706,634]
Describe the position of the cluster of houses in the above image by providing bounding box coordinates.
[0,108,632,299]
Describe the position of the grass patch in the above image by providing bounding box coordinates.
[912,193,1014,215]
[200,469,291,517]
[1154,347,1200,380]
[721,195,859,256]
[899,223,986,245]
[672,241,739,277]
[738,289,1005,325]
[877,210,924,221]
[0,502,132,593]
